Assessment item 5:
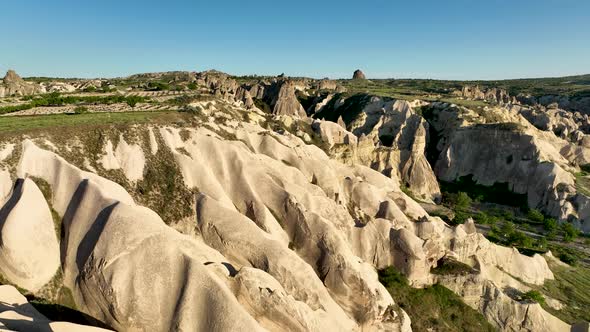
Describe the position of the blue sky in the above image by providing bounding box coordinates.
[1,0,589,79]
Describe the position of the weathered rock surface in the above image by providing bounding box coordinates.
[0,70,45,98]
[270,81,307,117]
[0,285,112,332]
[311,119,357,147]
[314,95,441,201]
[0,178,60,291]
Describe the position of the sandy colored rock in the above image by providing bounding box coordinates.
[0,285,112,331]
[0,178,59,291]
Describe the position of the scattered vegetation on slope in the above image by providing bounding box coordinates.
[539,263,590,324]
[379,267,495,332]
[135,131,196,224]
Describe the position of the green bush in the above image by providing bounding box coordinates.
[544,218,558,232]
[473,211,489,224]
[580,164,590,174]
[559,252,578,265]
[508,230,534,248]
[537,237,548,249]
[72,106,88,114]
[453,210,471,225]
[431,258,474,275]
[147,81,170,91]
[521,290,545,305]
[527,209,545,223]
[125,96,143,108]
[561,223,579,242]
[501,221,515,236]
[456,192,472,211]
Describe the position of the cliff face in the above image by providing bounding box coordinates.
[0,97,569,332]
[311,95,442,202]
[424,101,590,233]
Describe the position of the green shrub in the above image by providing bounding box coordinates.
[580,164,590,174]
[561,223,579,242]
[501,221,515,236]
[473,211,489,224]
[537,237,548,249]
[73,106,88,114]
[559,252,578,265]
[452,210,471,225]
[521,290,545,305]
[544,218,558,232]
[125,96,143,107]
[456,192,472,211]
[147,81,170,91]
[527,209,545,223]
[431,258,474,276]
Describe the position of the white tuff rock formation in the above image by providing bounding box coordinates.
[0,98,577,331]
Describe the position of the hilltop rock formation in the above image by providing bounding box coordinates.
[312,94,441,201]
[269,80,307,117]
[353,69,366,80]
[0,70,45,97]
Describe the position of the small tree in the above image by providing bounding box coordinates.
[544,218,558,232]
[501,221,515,237]
[456,192,472,211]
[527,209,545,223]
[561,223,579,242]
[536,237,548,249]
[73,106,88,114]
[474,211,489,224]
[126,96,142,108]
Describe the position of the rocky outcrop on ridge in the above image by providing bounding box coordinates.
[0,70,45,98]
[312,94,441,202]
[517,93,590,115]
[268,80,307,117]
[453,85,516,104]
[353,69,366,80]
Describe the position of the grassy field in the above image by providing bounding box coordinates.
[0,111,183,135]
[539,263,590,324]
[379,267,495,332]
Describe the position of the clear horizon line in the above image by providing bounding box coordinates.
[7,68,590,83]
